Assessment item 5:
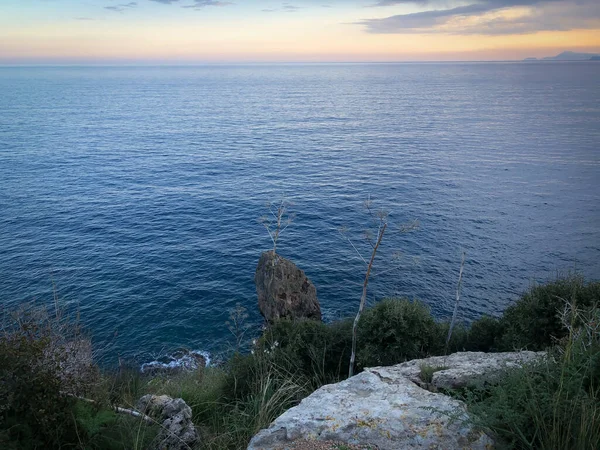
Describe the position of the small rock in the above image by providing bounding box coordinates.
[137,394,199,450]
[255,251,321,322]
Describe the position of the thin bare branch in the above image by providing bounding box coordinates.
[344,237,368,265]
[66,394,153,423]
[349,222,387,377]
[371,264,403,278]
[446,251,466,352]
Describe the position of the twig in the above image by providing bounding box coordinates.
[65,393,154,423]
[349,222,387,377]
[446,252,466,353]
[338,230,369,266]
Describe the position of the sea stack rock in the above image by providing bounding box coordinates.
[255,251,321,322]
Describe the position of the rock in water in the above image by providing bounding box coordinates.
[247,368,493,450]
[255,251,321,322]
[137,395,199,450]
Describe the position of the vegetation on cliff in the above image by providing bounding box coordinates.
[1,275,598,449]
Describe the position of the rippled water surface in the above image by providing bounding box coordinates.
[1,63,599,362]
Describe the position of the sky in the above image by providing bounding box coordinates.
[0,0,599,63]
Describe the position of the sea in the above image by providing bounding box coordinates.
[1,62,599,368]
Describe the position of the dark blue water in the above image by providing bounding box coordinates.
[1,63,599,364]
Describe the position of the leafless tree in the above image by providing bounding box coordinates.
[446,251,466,352]
[340,197,418,377]
[226,303,251,353]
[259,199,295,256]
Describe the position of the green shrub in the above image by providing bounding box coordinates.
[0,333,78,448]
[435,321,470,354]
[356,298,443,368]
[259,318,353,386]
[466,315,503,352]
[460,304,600,450]
[498,275,600,351]
[0,305,84,449]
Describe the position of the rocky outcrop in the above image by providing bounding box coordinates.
[247,367,493,450]
[137,394,199,450]
[248,351,546,449]
[255,251,321,322]
[387,351,546,391]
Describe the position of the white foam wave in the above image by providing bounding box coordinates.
[140,349,211,374]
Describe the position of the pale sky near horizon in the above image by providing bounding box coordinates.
[1,0,599,63]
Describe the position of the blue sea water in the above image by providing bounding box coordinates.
[1,63,599,365]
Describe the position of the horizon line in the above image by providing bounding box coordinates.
[2,59,599,67]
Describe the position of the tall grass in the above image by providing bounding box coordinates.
[458,299,600,449]
[145,351,311,449]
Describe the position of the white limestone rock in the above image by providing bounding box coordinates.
[384,351,545,390]
[247,368,493,450]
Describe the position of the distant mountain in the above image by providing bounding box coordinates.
[524,51,600,61]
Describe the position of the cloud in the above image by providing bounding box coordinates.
[369,0,429,6]
[104,2,137,12]
[260,3,302,13]
[182,0,233,9]
[282,3,302,12]
[359,0,600,34]
[149,0,180,3]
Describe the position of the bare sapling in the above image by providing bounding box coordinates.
[226,303,250,353]
[340,197,417,377]
[259,199,295,257]
[349,219,386,378]
[446,251,466,353]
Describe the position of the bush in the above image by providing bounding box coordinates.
[0,305,82,448]
[0,303,142,450]
[465,316,503,352]
[498,275,600,351]
[461,303,600,449]
[356,298,444,368]
[259,318,353,386]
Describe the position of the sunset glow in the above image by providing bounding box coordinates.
[1,0,599,63]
